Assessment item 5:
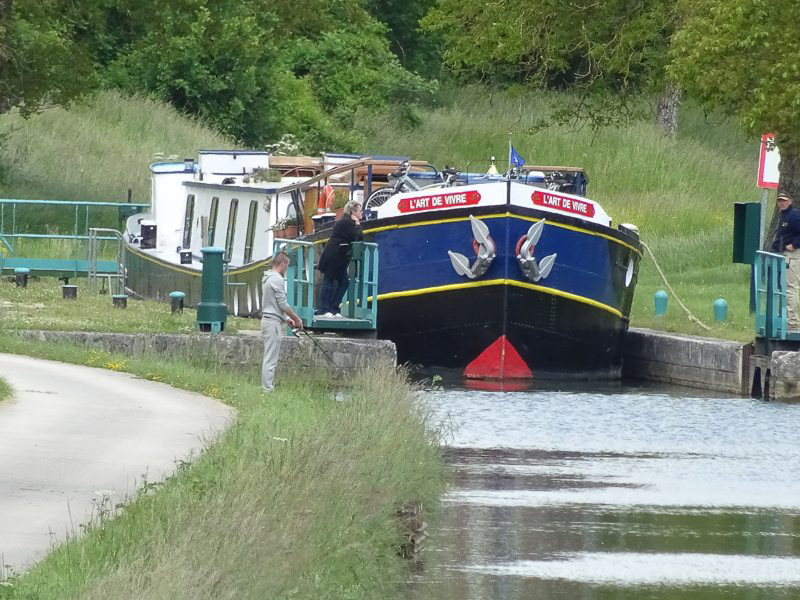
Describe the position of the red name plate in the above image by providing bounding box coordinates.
[532,190,595,218]
[398,190,481,213]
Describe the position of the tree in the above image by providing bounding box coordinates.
[102,1,316,147]
[670,0,800,199]
[368,0,440,77]
[288,21,435,122]
[421,0,681,133]
[74,0,432,150]
[0,0,96,116]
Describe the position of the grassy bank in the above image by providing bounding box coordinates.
[0,334,445,599]
[0,375,10,401]
[0,277,258,333]
[0,91,232,204]
[356,87,762,340]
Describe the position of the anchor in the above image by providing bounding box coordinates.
[516,220,557,282]
[448,215,496,279]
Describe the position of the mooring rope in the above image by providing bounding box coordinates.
[640,239,711,332]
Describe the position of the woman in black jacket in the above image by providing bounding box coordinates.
[316,200,363,316]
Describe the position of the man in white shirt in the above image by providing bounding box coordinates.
[261,252,303,391]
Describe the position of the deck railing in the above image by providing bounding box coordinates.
[273,239,316,326]
[272,238,378,330]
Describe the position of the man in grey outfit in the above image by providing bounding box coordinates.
[261,252,303,391]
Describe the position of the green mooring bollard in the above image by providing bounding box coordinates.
[196,247,227,333]
[14,267,29,288]
[169,290,186,314]
[654,290,668,316]
[713,298,728,322]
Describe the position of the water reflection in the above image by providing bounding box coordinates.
[409,384,800,599]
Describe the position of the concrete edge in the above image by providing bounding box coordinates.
[623,327,753,395]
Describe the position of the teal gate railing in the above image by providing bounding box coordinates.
[272,239,316,326]
[344,241,379,327]
[272,238,378,330]
[0,198,148,278]
[754,250,788,344]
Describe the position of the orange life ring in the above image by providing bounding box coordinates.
[319,185,335,213]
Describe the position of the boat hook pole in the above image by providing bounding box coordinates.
[292,329,347,377]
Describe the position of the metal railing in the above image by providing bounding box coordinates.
[754,250,788,348]
[272,238,316,326]
[0,198,148,277]
[88,228,126,294]
[343,241,379,327]
[271,238,379,329]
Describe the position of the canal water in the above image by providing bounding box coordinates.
[409,381,800,599]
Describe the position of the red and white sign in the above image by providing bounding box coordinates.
[532,190,595,218]
[758,133,779,189]
[397,190,481,213]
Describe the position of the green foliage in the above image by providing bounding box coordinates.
[332,187,350,210]
[50,0,432,150]
[670,0,800,199]
[368,0,441,76]
[421,0,678,127]
[0,0,97,115]
[670,0,800,141]
[102,1,312,147]
[288,21,437,122]
[424,0,675,87]
[252,167,281,183]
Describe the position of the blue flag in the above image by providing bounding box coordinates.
[509,144,525,167]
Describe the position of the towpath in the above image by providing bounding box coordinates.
[0,353,232,573]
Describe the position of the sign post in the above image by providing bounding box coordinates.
[757,134,780,248]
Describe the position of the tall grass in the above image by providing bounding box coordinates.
[0,375,10,401]
[0,91,233,203]
[0,335,446,599]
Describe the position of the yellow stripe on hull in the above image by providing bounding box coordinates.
[376,278,624,319]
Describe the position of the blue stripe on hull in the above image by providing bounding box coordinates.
[367,214,639,317]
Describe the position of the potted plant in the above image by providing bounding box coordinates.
[332,188,350,219]
[253,167,282,183]
[274,216,299,239]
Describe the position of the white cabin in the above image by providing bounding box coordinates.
[127,151,320,268]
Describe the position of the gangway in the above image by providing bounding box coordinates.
[272,238,378,334]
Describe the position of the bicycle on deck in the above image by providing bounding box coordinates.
[364,161,460,213]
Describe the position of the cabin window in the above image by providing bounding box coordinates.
[225,199,238,259]
[183,194,195,249]
[208,196,219,245]
[243,200,258,264]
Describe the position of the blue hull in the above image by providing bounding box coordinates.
[357,204,641,378]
